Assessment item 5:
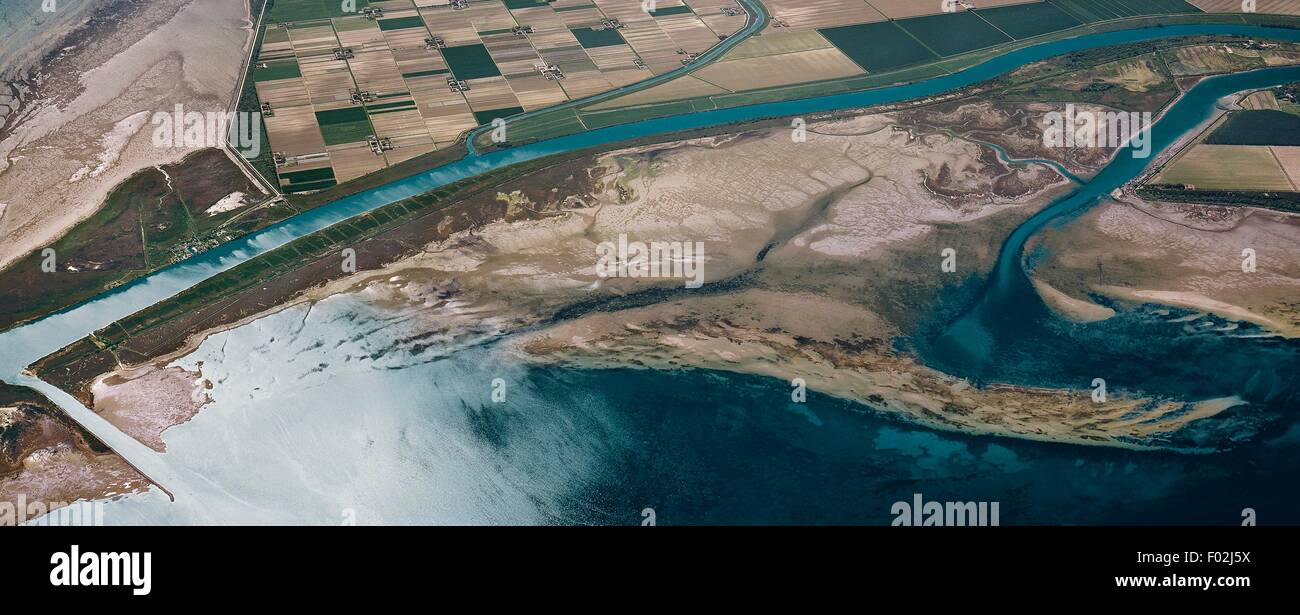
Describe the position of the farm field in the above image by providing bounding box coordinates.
[818,21,939,72]
[978,2,1084,39]
[896,11,1013,58]
[689,30,864,91]
[1188,0,1300,14]
[251,0,746,192]
[252,0,1300,194]
[1272,146,1300,186]
[1205,109,1300,145]
[1155,144,1296,190]
[1049,0,1200,23]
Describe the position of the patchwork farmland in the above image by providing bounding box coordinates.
[593,0,1211,116]
[253,0,748,192]
[254,0,1300,192]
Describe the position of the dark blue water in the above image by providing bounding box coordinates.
[508,367,1300,525]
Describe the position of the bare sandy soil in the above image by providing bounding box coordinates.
[69,96,1270,452]
[90,366,211,453]
[92,110,1178,449]
[513,290,1241,448]
[0,0,254,271]
[1030,197,1300,337]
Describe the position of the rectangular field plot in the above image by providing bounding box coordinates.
[895,11,1013,57]
[315,107,374,146]
[279,163,338,193]
[473,106,525,125]
[254,58,302,82]
[252,0,752,190]
[571,27,627,49]
[269,0,369,23]
[818,21,939,72]
[976,2,1084,39]
[762,0,886,31]
[442,44,504,79]
[869,0,1042,19]
[1155,144,1295,190]
[693,31,864,91]
[1189,0,1300,14]
[1048,0,1201,23]
[686,0,750,37]
[1273,146,1300,187]
[1206,109,1300,145]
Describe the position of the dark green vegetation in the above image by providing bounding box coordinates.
[315,106,374,146]
[280,167,339,193]
[367,98,419,115]
[1137,185,1300,213]
[818,1,1203,73]
[648,5,694,17]
[268,0,367,23]
[1205,109,1300,145]
[235,3,279,189]
[442,44,503,80]
[504,0,550,9]
[900,11,1013,58]
[571,27,626,49]
[474,106,525,125]
[1049,0,1199,23]
[378,16,427,32]
[253,58,301,82]
[0,150,268,332]
[978,2,1084,40]
[819,22,938,72]
[1276,82,1300,114]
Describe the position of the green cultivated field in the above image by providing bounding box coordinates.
[253,58,302,82]
[979,2,1084,40]
[315,107,373,146]
[280,167,339,193]
[818,22,938,72]
[572,27,626,49]
[442,44,503,80]
[1049,0,1200,23]
[649,5,694,17]
[1156,145,1294,190]
[1205,110,1300,146]
[269,0,369,22]
[474,106,525,126]
[898,11,1012,57]
[378,16,427,32]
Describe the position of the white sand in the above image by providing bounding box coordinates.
[206,191,247,215]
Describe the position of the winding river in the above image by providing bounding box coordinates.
[6,24,1300,524]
